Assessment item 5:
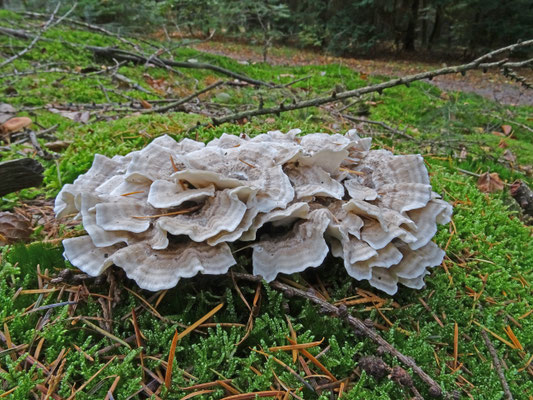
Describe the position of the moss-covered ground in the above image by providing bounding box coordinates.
[0,9,532,400]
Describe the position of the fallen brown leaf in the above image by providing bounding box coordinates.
[0,212,33,245]
[498,139,508,149]
[49,108,90,123]
[477,172,505,193]
[45,140,73,152]
[1,116,32,135]
[501,125,513,136]
[502,149,516,163]
[140,100,152,109]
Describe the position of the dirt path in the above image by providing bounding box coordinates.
[194,41,533,107]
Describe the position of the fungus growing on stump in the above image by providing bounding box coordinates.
[55,130,452,295]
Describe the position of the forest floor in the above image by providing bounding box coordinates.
[194,40,533,106]
[1,9,533,400]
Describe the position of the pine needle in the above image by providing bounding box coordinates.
[165,330,180,389]
[220,391,287,400]
[472,321,515,349]
[217,380,240,395]
[504,325,523,350]
[104,376,121,400]
[269,338,324,352]
[181,389,215,399]
[132,204,201,219]
[285,316,298,363]
[165,303,224,389]
[131,308,145,381]
[177,303,224,342]
[120,191,145,196]
[66,356,116,400]
[286,337,337,381]
[454,322,459,370]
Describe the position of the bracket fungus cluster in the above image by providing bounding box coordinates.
[55,130,452,295]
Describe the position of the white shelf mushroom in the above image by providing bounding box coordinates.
[55,130,452,295]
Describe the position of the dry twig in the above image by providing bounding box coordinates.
[339,114,413,139]
[0,3,76,69]
[480,329,514,400]
[233,272,444,397]
[205,41,533,127]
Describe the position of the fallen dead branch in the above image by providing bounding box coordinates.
[1,22,530,130]
[143,80,225,114]
[84,45,272,87]
[339,113,413,139]
[232,272,444,398]
[0,3,77,69]
[22,10,144,51]
[0,4,61,69]
[480,329,514,400]
[0,27,271,87]
[207,40,533,126]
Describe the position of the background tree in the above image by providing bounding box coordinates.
[4,0,533,56]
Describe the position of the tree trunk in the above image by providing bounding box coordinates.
[404,0,420,51]
[427,4,442,50]
[420,0,427,48]
[0,158,44,196]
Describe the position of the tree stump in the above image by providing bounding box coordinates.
[0,158,44,196]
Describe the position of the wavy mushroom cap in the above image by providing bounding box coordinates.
[56,131,452,295]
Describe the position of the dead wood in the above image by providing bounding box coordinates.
[0,158,44,196]
[233,272,444,397]
[480,329,514,400]
[510,180,533,217]
[0,27,271,87]
[206,40,533,127]
[0,3,77,69]
[84,45,272,87]
[22,10,144,51]
[339,114,413,139]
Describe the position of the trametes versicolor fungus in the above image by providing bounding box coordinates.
[55,130,452,295]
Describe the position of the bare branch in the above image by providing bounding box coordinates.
[0,26,267,87]
[22,10,144,51]
[480,329,514,400]
[209,41,533,126]
[0,3,62,69]
[339,114,414,139]
[142,80,225,114]
[84,45,273,87]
